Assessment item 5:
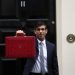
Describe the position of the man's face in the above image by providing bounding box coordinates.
[34,25,48,41]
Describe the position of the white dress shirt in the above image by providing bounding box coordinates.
[31,39,48,73]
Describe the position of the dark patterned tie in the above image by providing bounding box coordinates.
[40,42,45,75]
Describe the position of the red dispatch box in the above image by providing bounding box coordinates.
[5,36,36,58]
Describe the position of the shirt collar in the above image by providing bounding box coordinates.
[37,39,46,45]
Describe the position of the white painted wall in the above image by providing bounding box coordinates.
[56,0,75,75]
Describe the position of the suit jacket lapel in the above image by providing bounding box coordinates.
[46,41,49,62]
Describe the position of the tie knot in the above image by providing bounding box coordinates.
[39,42,43,45]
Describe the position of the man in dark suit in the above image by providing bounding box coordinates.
[20,21,59,75]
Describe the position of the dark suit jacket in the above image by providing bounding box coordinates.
[23,40,59,75]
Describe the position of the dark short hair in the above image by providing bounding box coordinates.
[34,21,48,29]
